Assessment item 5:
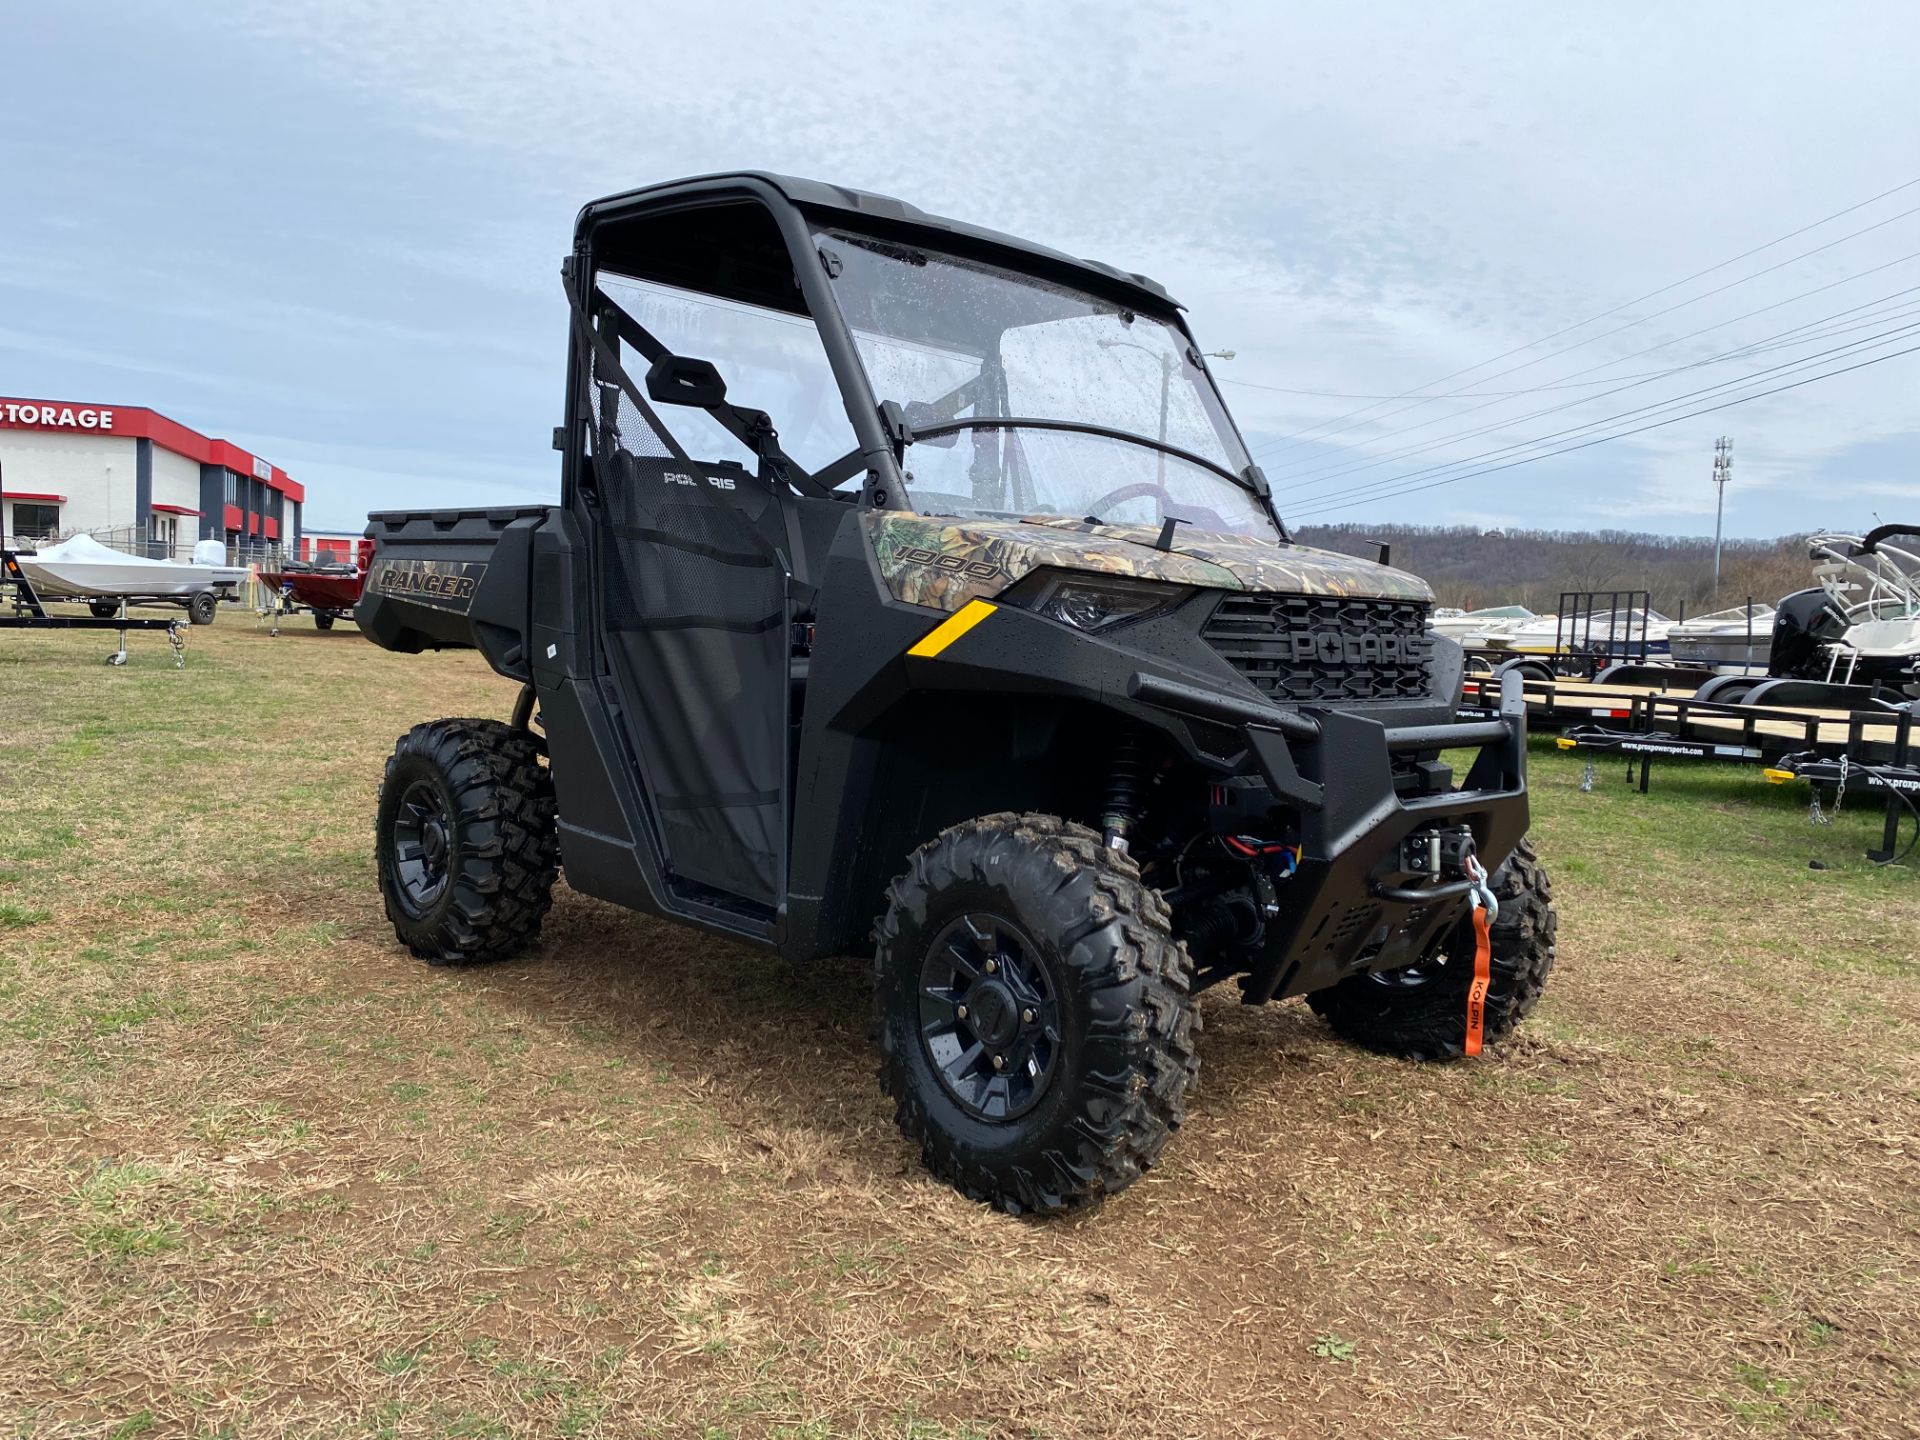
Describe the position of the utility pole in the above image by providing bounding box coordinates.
[1097,339,1234,489]
[1711,436,1733,602]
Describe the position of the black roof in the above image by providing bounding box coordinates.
[575,171,1179,312]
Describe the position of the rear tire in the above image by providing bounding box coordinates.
[874,813,1199,1215]
[314,612,335,631]
[188,590,217,625]
[89,599,119,618]
[1497,657,1554,683]
[375,719,558,965]
[1694,674,1757,705]
[1307,840,1556,1061]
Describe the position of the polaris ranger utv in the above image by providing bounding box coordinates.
[358,173,1556,1215]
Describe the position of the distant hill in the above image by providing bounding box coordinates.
[1294,523,1812,619]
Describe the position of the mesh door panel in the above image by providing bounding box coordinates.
[587,360,789,905]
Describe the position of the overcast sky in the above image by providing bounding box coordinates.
[4,2,1916,537]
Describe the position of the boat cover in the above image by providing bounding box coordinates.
[31,533,184,570]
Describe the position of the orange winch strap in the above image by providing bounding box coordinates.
[1464,903,1492,1057]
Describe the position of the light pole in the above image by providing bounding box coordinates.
[1098,339,1234,487]
[1711,436,1732,603]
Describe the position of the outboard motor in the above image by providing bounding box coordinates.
[1768,587,1849,678]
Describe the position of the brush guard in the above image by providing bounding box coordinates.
[1130,669,1530,1002]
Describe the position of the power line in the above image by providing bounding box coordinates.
[1274,316,1920,518]
[1270,290,1920,498]
[1252,180,1920,457]
[1266,259,1920,481]
[1269,288,1920,501]
[1277,318,1920,514]
[1225,286,1920,404]
[1256,205,1920,469]
[1282,342,1920,521]
[1250,177,1920,461]
[1727,293,1920,351]
[1262,257,1920,483]
[1223,379,1495,400]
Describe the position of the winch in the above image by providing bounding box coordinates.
[1397,824,1479,884]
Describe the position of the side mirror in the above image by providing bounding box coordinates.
[645,354,728,409]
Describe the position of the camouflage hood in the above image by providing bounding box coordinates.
[868,513,1434,612]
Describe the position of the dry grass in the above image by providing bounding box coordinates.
[0,615,1915,1438]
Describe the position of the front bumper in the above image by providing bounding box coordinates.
[1130,670,1531,1001]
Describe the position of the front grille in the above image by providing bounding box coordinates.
[1203,593,1433,703]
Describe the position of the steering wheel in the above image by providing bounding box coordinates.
[1085,481,1176,521]
[1083,483,1234,536]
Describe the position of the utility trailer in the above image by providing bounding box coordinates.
[2,549,187,666]
[1764,722,1920,867]
[1461,665,1918,804]
[355,172,1558,1214]
[73,582,237,626]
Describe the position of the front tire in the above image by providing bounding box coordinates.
[375,719,558,965]
[1307,840,1556,1061]
[188,590,217,625]
[874,814,1199,1216]
[313,612,335,631]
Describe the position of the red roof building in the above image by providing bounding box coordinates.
[0,396,303,556]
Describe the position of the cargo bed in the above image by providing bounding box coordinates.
[356,506,550,671]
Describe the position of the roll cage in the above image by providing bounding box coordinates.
[560,171,1278,528]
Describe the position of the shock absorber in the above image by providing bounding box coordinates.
[1101,729,1149,853]
[1178,900,1241,955]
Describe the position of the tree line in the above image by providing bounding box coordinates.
[1296,523,1816,618]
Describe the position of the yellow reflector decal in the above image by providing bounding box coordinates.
[907,599,997,658]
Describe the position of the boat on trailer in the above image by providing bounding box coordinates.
[1667,603,1774,671]
[14,534,245,623]
[1800,528,1920,694]
[257,543,371,630]
[1493,607,1673,657]
[1430,604,1538,647]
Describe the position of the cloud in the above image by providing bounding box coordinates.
[7,1,1919,536]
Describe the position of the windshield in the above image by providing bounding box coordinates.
[814,230,1275,537]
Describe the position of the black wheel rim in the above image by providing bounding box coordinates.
[391,779,455,915]
[918,912,1061,1122]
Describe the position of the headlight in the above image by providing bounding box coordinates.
[1002,569,1192,633]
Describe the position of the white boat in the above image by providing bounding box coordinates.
[1837,611,1920,668]
[16,533,245,599]
[1805,530,1920,690]
[1498,608,1672,656]
[1430,604,1537,647]
[1666,604,1774,670]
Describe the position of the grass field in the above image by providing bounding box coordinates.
[1,616,1915,1438]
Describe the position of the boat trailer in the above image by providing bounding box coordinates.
[1473,672,1920,865]
[2,548,187,667]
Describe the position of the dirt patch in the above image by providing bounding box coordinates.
[0,621,1914,1437]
